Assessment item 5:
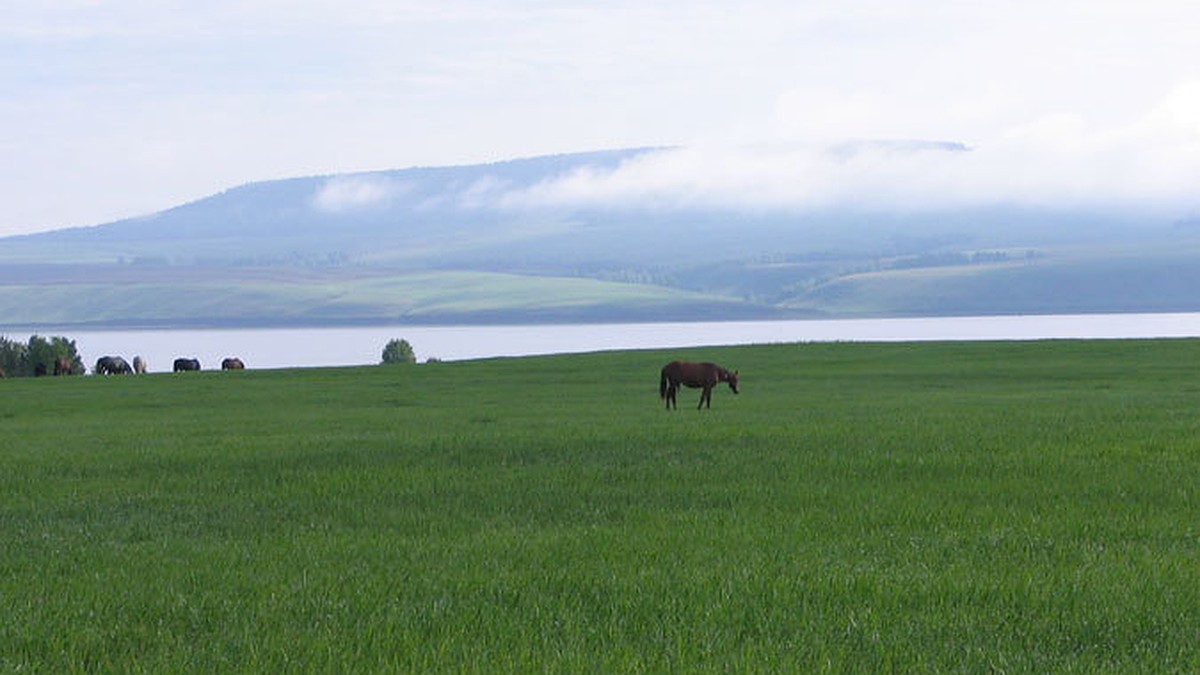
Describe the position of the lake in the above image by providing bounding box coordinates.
[12,312,1200,373]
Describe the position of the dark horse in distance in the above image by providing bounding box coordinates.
[95,356,132,375]
[173,358,201,372]
[659,361,739,410]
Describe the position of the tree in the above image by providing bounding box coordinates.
[49,336,85,375]
[381,338,416,365]
[27,335,56,376]
[0,334,83,376]
[0,336,26,376]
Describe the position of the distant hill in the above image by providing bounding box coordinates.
[3,145,1200,328]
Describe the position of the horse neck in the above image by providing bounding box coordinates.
[714,367,730,382]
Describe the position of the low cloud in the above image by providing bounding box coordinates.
[502,83,1200,217]
[311,175,406,213]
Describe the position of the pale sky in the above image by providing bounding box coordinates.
[3,0,1200,236]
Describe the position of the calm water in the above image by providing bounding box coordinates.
[12,313,1200,372]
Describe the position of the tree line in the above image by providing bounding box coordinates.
[0,335,84,377]
[2,334,421,377]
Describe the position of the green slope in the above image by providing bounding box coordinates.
[0,269,771,327]
[782,245,1200,316]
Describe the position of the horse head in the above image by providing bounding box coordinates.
[727,369,739,394]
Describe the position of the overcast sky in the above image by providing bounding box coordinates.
[3,0,1200,236]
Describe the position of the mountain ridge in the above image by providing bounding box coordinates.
[2,144,1199,328]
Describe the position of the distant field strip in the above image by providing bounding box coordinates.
[0,270,750,325]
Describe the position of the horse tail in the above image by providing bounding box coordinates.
[660,367,669,399]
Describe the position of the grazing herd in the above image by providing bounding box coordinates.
[90,355,248,375]
[18,351,742,411]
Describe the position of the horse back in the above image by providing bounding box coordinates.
[664,360,721,386]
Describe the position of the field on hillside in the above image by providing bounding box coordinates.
[782,244,1200,317]
[2,341,1199,671]
[0,267,766,327]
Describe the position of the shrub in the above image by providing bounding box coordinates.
[381,338,416,365]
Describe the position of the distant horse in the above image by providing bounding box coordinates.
[173,358,201,372]
[659,361,739,410]
[96,356,132,375]
[221,357,245,370]
[133,356,147,374]
[54,358,74,376]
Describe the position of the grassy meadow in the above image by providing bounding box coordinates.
[2,340,1199,671]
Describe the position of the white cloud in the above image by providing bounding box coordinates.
[5,1,1200,235]
[501,82,1200,216]
[311,175,406,213]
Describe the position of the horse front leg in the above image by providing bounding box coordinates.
[699,385,712,409]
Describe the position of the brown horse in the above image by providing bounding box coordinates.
[660,361,739,410]
[54,358,73,376]
[221,357,245,370]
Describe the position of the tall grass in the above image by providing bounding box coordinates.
[2,340,1198,671]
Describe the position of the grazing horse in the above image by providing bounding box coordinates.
[133,355,147,374]
[54,358,74,376]
[96,356,132,375]
[221,357,245,370]
[659,361,739,410]
[173,358,201,372]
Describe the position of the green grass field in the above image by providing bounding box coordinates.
[2,340,1199,672]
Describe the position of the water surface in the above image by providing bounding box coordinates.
[11,313,1200,372]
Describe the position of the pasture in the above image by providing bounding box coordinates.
[2,340,1198,671]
